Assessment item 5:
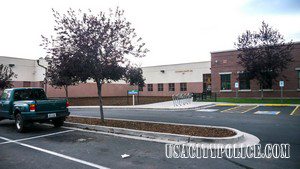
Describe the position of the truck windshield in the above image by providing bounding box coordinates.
[14,89,47,101]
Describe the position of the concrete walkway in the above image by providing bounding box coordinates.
[70,100,215,110]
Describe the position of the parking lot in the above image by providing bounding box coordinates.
[197,105,299,116]
[1,105,300,169]
[0,120,249,169]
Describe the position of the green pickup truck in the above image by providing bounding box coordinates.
[0,88,70,132]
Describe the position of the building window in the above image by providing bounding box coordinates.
[138,86,143,92]
[262,79,272,89]
[298,70,300,89]
[169,83,175,91]
[180,83,187,91]
[221,74,231,90]
[147,84,153,91]
[239,73,250,90]
[158,83,163,91]
[23,81,31,87]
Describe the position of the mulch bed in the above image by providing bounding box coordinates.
[66,116,236,137]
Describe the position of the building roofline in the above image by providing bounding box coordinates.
[210,41,300,54]
[142,61,210,68]
[210,49,237,54]
[0,55,39,61]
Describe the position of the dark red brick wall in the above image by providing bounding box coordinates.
[66,96,172,106]
[211,43,300,98]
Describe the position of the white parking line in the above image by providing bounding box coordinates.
[254,111,280,115]
[0,135,110,169]
[196,109,219,112]
[0,130,75,145]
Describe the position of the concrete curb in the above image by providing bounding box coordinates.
[64,117,259,145]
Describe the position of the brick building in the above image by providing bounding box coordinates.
[211,42,300,98]
[0,56,210,100]
[139,61,211,96]
[1,42,299,101]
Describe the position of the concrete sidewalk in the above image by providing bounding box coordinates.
[69,101,300,110]
[69,100,215,110]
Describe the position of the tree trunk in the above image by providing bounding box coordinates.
[63,85,69,101]
[96,79,104,122]
[260,83,264,99]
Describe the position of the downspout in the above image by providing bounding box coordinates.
[36,60,47,94]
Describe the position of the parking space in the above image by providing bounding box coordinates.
[221,105,258,113]
[197,105,298,116]
[291,106,300,116]
[196,106,237,112]
[0,120,73,141]
[1,142,87,169]
[247,106,296,116]
[0,121,244,169]
[0,121,108,169]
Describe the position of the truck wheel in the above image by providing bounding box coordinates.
[52,118,64,128]
[15,113,25,133]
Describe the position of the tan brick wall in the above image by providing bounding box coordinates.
[138,82,203,96]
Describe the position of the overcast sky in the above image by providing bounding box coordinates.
[0,0,299,67]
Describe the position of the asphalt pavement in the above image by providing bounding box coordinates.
[0,120,251,169]
[0,104,299,169]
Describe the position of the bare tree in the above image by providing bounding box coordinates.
[0,64,17,90]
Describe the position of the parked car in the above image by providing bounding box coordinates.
[0,88,70,132]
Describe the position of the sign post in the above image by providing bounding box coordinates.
[279,81,284,103]
[235,82,239,98]
[128,90,139,106]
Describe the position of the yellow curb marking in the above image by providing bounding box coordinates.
[264,104,291,106]
[216,104,237,106]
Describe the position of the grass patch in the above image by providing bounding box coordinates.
[209,98,300,104]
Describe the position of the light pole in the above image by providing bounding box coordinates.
[36,59,47,94]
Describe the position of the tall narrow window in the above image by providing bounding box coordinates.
[180,83,187,91]
[158,83,163,91]
[147,84,153,91]
[239,73,250,90]
[298,71,300,89]
[262,79,272,89]
[138,86,143,92]
[220,74,231,90]
[169,83,175,91]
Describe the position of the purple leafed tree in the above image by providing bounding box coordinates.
[235,21,294,98]
[42,8,148,122]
